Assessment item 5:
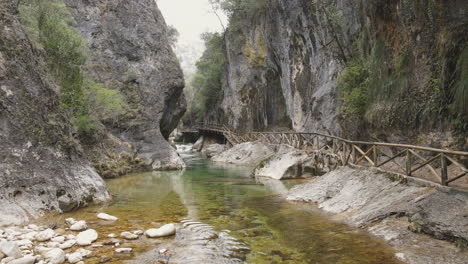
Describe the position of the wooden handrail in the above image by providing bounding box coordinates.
[184,123,468,187]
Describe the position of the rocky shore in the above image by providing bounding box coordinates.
[0,212,180,264]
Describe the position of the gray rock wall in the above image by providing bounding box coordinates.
[64,0,186,170]
[0,0,109,225]
[217,0,467,146]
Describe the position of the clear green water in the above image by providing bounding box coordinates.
[52,149,402,264]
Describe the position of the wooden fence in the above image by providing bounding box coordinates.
[186,124,468,187]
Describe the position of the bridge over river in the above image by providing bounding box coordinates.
[181,123,468,188]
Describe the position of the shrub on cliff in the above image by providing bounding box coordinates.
[19,0,126,143]
[185,32,226,122]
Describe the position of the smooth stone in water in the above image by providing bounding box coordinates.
[76,230,98,246]
[115,248,132,253]
[51,236,65,243]
[43,248,65,264]
[59,240,76,250]
[34,229,55,242]
[0,241,22,259]
[8,255,35,264]
[75,248,92,258]
[120,232,138,240]
[70,221,87,232]
[144,224,176,238]
[66,252,82,264]
[97,213,118,221]
[65,218,77,226]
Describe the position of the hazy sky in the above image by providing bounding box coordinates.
[158,0,226,44]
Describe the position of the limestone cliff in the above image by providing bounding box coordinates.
[212,0,467,148]
[0,1,109,225]
[64,0,186,170]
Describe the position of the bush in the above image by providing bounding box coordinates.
[84,81,126,123]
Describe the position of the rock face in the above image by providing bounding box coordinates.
[0,0,109,225]
[64,0,186,170]
[208,0,467,147]
[254,146,314,180]
[211,141,276,166]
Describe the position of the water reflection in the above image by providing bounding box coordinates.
[52,145,402,264]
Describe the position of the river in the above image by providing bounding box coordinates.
[49,145,402,264]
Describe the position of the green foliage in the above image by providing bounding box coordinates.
[84,81,126,123]
[20,0,88,115]
[451,46,468,116]
[210,0,268,18]
[338,60,369,117]
[450,46,468,137]
[72,115,98,144]
[185,32,226,122]
[19,0,127,143]
[339,37,419,118]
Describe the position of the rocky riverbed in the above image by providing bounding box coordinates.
[0,213,181,264]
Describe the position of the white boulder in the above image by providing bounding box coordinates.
[8,255,35,264]
[212,141,276,166]
[0,241,22,259]
[76,229,98,246]
[120,232,138,240]
[115,248,132,253]
[34,229,55,242]
[70,221,87,232]
[145,224,176,238]
[65,218,77,226]
[59,240,76,250]
[97,213,118,221]
[254,146,311,180]
[43,248,65,264]
[66,252,82,264]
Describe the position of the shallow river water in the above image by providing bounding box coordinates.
[49,146,403,264]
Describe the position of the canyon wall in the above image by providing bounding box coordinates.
[215,0,467,148]
[64,0,187,170]
[0,0,109,225]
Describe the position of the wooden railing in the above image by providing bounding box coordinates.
[187,124,468,187]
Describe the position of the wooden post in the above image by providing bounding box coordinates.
[441,153,448,186]
[372,146,378,166]
[406,150,412,176]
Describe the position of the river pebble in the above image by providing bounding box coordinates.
[115,248,132,253]
[120,232,139,240]
[76,229,98,246]
[8,255,36,264]
[70,221,87,232]
[97,213,118,221]
[43,248,65,264]
[34,229,55,242]
[145,224,176,238]
[0,240,23,258]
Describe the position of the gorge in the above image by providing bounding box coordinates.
[0,0,467,264]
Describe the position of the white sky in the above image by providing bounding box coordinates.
[157,0,227,73]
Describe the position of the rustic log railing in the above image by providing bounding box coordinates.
[186,124,468,187]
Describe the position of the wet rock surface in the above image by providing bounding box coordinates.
[287,166,468,263]
[0,0,110,226]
